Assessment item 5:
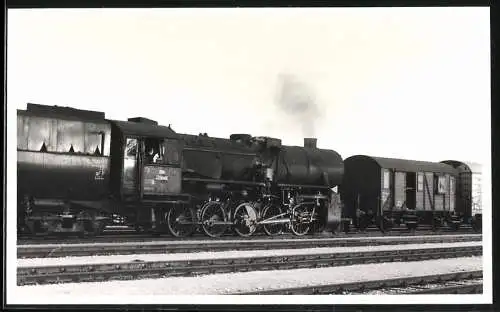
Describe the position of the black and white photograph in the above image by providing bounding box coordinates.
[5,7,492,306]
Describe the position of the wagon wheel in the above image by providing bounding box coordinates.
[290,204,312,236]
[167,204,196,238]
[261,204,285,236]
[406,222,418,232]
[377,216,393,233]
[201,201,228,238]
[431,217,443,232]
[449,222,460,232]
[472,217,481,232]
[233,202,258,237]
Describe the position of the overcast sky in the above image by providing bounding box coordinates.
[7,8,490,164]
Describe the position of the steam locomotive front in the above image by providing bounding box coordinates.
[249,136,344,234]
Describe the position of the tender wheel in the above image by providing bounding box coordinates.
[357,215,369,232]
[80,211,107,237]
[261,204,284,236]
[290,204,312,236]
[167,204,196,238]
[201,201,228,238]
[233,202,258,237]
[84,221,106,237]
[342,220,351,234]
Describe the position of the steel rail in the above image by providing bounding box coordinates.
[405,283,483,294]
[17,245,482,286]
[234,270,483,295]
[17,234,482,259]
[17,225,479,246]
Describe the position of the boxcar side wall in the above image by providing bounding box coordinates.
[392,171,406,210]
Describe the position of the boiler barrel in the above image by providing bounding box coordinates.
[276,146,343,187]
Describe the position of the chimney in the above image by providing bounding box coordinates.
[304,138,317,149]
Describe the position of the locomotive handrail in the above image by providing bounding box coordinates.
[297,194,329,200]
[183,147,257,157]
[182,177,266,186]
[277,183,331,189]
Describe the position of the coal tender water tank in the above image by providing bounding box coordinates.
[276,138,344,188]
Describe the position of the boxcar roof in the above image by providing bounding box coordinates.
[350,155,457,174]
[440,160,483,174]
[110,120,178,139]
[464,162,482,174]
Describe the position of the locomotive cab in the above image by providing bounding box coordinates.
[110,120,183,201]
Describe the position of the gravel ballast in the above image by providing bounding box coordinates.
[17,241,481,268]
[14,256,482,298]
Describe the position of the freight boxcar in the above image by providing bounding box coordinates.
[341,155,460,231]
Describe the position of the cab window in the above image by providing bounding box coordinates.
[163,139,180,165]
[125,138,137,158]
[144,138,163,164]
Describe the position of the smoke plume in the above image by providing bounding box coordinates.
[275,73,320,138]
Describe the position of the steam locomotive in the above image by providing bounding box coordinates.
[16,103,482,238]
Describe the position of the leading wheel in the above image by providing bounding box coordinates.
[261,204,285,236]
[290,204,312,236]
[201,201,228,238]
[233,202,258,237]
[167,204,196,238]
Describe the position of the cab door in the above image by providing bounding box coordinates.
[122,137,141,196]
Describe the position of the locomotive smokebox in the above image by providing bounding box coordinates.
[304,138,317,149]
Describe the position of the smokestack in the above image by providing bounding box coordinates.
[304,138,317,149]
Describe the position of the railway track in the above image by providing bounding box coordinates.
[17,225,478,245]
[234,270,483,295]
[17,245,482,286]
[17,234,482,259]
